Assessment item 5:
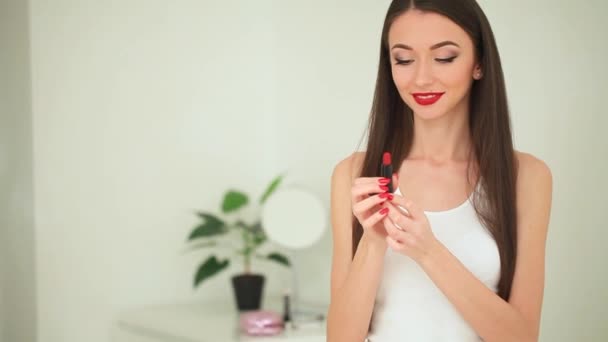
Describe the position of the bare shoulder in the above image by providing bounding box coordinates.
[332,151,366,184]
[514,150,553,226]
[515,150,553,191]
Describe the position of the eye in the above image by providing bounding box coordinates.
[395,59,413,66]
[435,56,458,63]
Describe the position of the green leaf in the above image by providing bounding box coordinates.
[251,222,267,246]
[194,256,230,288]
[188,213,227,241]
[221,191,249,213]
[259,174,284,204]
[252,233,266,247]
[234,221,263,234]
[266,252,291,267]
[185,240,218,252]
[196,212,223,222]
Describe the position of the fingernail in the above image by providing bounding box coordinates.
[378,178,390,185]
[379,185,389,191]
[379,207,389,215]
[388,194,394,201]
[379,192,390,199]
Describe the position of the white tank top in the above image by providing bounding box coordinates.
[366,184,501,341]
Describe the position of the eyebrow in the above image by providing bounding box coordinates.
[391,41,461,51]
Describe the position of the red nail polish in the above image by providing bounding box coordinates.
[379,185,389,191]
[378,178,390,185]
[388,194,394,201]
[379,207,389,215]
[379,192,390,199]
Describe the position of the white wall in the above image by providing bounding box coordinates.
[269,0,392,308]
[0,0,37,341]
[29,1,298,341]
[479,0,608,340]
[25,0,608,342]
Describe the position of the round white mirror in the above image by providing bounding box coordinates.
[261,187,327,249]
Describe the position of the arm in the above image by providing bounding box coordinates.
[418,153,552,342]
[326,154,387,342]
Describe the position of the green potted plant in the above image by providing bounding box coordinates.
[186,174,291,311]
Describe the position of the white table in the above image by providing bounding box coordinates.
[112,299,327,342]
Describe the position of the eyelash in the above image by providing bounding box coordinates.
[395,56,458,65]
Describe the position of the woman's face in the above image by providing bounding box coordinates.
[388,10,481,120]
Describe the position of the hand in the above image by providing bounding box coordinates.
[382,194,441,263]
[351,174,398,246]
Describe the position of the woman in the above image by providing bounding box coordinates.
[326,0,553,341]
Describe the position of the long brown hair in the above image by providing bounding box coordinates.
[353,0,518,301]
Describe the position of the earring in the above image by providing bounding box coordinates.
[474,71,482,79]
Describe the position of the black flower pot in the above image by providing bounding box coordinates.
[231,274,265,311]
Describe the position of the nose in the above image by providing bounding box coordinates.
[414,59,434,88]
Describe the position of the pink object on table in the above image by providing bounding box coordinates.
[239,310,284,336]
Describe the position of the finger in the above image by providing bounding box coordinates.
[387,194,415,218]
[352,178,392,200]
[352,192,392,218]
[362,207,390,228]
[383,216,407,242]
[386,235,404,252]
[353,176,392,187]
[383,201,414,229]
[400,198,424,220]
[385,220,416,248]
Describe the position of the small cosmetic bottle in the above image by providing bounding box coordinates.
[283,289,293,330]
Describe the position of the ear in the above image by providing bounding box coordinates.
[473,64,483,80]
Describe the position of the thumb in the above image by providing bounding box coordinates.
[402,199,424,220]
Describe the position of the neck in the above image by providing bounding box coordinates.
[409,106,472,164]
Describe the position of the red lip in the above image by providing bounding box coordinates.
[412,92,445,106]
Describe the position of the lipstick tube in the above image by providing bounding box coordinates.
[381,152,393,193]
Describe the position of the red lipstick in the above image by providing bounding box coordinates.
[412,92,444,106]
[381,152,393,193]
